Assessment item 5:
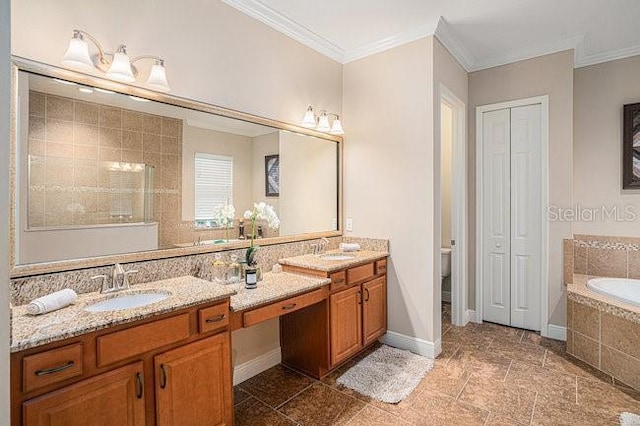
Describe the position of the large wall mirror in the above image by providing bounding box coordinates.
[11,59,341,275]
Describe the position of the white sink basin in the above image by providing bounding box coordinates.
[84,292,170,312]
[320,254,356,261]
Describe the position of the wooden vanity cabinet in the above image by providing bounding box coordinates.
[11,299,233,426]
[281,257,388,376]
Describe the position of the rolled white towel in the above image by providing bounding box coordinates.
[26,289,78,315]
[340,242,361,252]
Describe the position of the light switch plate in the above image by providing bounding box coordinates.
[346,218,353,232]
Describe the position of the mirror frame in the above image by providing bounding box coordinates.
[9,56,343,278]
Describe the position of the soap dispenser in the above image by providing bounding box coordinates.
[211,253,227,284]
[228,254,241,284]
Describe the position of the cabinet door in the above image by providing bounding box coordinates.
[155,333,232,426]
[363,277,387,345]
[23,362,145,426]
[330,285,362,366]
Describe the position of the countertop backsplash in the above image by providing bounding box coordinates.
[10,236,386,306]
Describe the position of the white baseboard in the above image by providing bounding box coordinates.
[545,324,567,341]
[233,347,281,386]
[380,331,440,359]
[465,309,480,323]
[442,291,451,303]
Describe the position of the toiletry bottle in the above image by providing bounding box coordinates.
[212,253,227,284]
[245,266,257,289]
[257,225,263,239]
[228,254,241,284]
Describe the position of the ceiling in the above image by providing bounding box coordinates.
[221,0,640,70]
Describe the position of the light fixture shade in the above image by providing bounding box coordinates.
[62,36,93,71]
[106,51,135,82]
[316,113,331,132]
[330,117,344,135]
[146,63,171,92]
[301,106,316,128]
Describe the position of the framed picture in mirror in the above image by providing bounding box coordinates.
[265,154,280,197]
[623,102,640,189]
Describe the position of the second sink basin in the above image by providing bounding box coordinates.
[84,292,170,312]
[320,253,356,261]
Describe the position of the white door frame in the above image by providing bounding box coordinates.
[475,95,550,335]
[437,83,467,327]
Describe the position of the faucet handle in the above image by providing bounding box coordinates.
[122,269,138,288]
[91,274,109,292]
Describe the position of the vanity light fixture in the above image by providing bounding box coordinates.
[300,106,345,135]
[62,29,171,92]
[78,87,94,94]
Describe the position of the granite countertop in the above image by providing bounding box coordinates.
[568,274,640,324]
[11,276,236,352]
[226,272,330,312]
[279,249,389,273]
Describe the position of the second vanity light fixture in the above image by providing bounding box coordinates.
[301,106,344,135]
[62,30,171,92]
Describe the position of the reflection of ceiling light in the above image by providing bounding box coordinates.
[300,105,345,135]
[53,78,77,86]
[62,29,171,92]
[78,87,94,94]
[95,88,115,94]
[122,163,132,171]
[129,95,150,102]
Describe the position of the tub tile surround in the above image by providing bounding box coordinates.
[567,275,640,391]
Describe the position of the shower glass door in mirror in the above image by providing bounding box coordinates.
[16,71,339,265]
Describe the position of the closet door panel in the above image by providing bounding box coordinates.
[510,104,542,331]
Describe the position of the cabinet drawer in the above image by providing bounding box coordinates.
[347,262,374,285]
[198,301,229,334]
[329,271,347,292]
[23,343,83,393]
[97,314,191,367]
[375,259,387,275]
[243,289,327,327]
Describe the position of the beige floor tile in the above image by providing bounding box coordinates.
[239,364,315,408]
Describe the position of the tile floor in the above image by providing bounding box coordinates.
[234,302,640,425]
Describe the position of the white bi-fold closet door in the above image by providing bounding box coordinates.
[481,103,542,331]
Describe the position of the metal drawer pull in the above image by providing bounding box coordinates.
[160,364,167,389]
[334,278,345,284]
[358,291,363,305]
[282,303,297,310]
[205,314,226,323]
[35,361,75,376]
[135,372,143,399]
[364,288,370,302]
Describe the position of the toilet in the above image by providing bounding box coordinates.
[441,247,452,279]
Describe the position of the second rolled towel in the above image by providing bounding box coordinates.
[340,243,361,252]
[26,289,78,315]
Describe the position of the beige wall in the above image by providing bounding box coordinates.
[433,37,469,331]
[1,0,11,421]
[11,0,341,382]
[279,131,338,236]
[11,0,342,125]
[468,50,574,327]
[573,55,640,237]
[343,37,436,344]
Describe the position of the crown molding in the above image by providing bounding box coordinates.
[575,43,640,68]
[469,34,584,72]
[220,0,345,63]
[342,22,436,63]
[434,16,474,72]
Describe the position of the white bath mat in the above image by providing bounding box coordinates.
[621,412,640,426]
[336,345,434,404]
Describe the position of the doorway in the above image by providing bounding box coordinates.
[476,96,549,331]
[437,84,467,330]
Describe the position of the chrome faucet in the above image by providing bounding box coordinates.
[92,263,138,294]
[309,237,330,255]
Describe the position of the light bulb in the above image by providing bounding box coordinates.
[106,46,135,82]
[62,31,93,71]
[330,116,344,135]
[146,61,171,92]
[316,112,330,132]
[301,106,316,128]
